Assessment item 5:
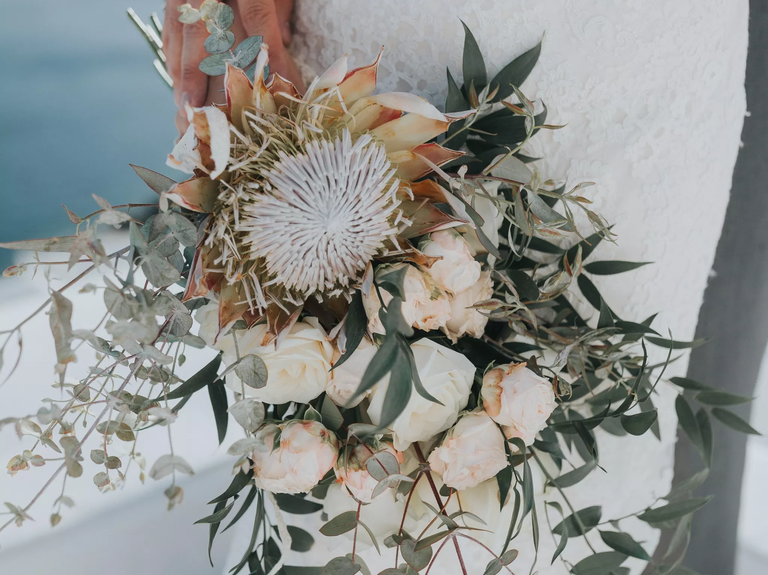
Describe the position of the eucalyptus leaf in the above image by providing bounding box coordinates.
[320,511,358,537]
[694,390,753,406]
[199,52,228,76]
[620,409,658,436]
[205,30,235,54]
[552,506,601,537]
[583,261,651,275]
[235,354,269,389]
[571,551,627,575]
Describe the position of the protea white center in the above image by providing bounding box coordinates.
[242,130,400,298]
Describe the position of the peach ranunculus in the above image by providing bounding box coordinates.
[444,270,494,342]
[335,440,405,503]
[419,230,482,294]
[427,410,508,491]
[482,363,557,445]
[362,263,451,335]
[250,420,339,494]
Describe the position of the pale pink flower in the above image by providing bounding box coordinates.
[482,363,557,445]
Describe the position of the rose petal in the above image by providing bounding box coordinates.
[165,177,219,213]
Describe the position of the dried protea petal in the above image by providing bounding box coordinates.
[225,63,254,132]
[188,106,230,179]
[251,45,276,114]
[166,177,219,213]
[390,143,465,181]
[337,47,383,103]
[370,113,451,153]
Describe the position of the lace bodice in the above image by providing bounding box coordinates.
[229,1,750,572]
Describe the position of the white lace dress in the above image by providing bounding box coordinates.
[227,2,749,573]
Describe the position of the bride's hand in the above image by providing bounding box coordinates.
[164,0,305,133]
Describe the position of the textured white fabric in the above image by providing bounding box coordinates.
[226,1,750,573]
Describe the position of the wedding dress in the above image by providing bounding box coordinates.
[226,1,749,573]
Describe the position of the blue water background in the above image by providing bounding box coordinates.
[0,0,177,269]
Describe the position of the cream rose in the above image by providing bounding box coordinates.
[482,363,557,445]
[216,318,333,405]
[362,263,451,334]
[323,483,405,549]
[419,230,482,294]
[326,339,377,408]
[366,339,475,450]
[250,420,339,494]
[427,411,508,491]
[445,271,494,342]
[335,440,405,503]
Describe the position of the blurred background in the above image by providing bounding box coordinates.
[0,2,766,574]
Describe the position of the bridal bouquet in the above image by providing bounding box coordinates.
[0,3,758,575]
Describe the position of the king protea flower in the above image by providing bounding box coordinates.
[164,44,469,343]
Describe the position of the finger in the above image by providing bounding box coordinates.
[275,0,294,46]
[233,0,305,90]
[163,0,185,94]
[179,18,210,110]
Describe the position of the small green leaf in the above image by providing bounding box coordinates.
[669,377,712,391]
[460,21,487,92]
[490,40,542,101]
[645,336,708,350]
[320,556,361,575]
[204,30,235,54]
[320,511,358,537]
[333,291,366,369]
[232,35,263,69]
[620,409,657,436]
[162,354,222,400]
[287,525,315,552]
[235,354,268,389]
[130,164,176,195]
[547,460,596,488]
[637,496,712,524]
[272,493,323,515]
[207,380,228,445]
[401,538,433,571]
[571,551,627,575]
[552,506,601,537]
[696,408,713,466]
[199,52,228,76]
[676,395,704,459]
[711,408,761,435]
[694,390,753,406]
[213,3,234,30]
[583,261,651,275]
[506,269,539,302]
[208,469,253,504]
[599,530,650,560]
[320,395,344,431]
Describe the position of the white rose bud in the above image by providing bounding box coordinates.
[335,441,405,503]
[326,339,377,408]
[420,230,482,294]
[250,420,339,494]
[482,363,557,445]
[445,271,494,342]
[427,411,508,491]
[362,263,451,335]
[218,318,333,405]
[367,339,475,450]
